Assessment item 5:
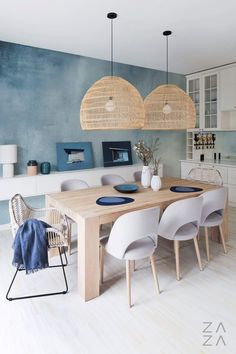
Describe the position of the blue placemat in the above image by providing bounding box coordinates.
[96,196,134,206]
[170,186,203,193]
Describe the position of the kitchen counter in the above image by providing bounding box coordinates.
[180,159,236,167]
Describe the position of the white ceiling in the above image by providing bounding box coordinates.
[0,0,236,74]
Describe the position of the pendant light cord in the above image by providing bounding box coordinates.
[111,17,114,77]
[166,34,168,85]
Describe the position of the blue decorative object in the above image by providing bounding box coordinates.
[40,161,51,174]
[56,142,94,171]
[96,196,134,206]
[102,141,133,167]
[114,184,139,193]
[170,186,203,193]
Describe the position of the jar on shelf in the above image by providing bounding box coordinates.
[27,160,38,176]
[40,161,51,174]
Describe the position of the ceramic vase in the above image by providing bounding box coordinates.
[151,175,162,191]
[141,165,152,188]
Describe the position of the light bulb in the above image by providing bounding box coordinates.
[163,103,172,115]
[105,97,115,112]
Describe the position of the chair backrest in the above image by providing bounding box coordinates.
[187,167,223,185]
[133,171,142,182]
[105,207,160,260]
[61,179,89,191]
[158,196,203,240]
[200,187,227,224]
[101,174,126,186]
[9,194,31,236]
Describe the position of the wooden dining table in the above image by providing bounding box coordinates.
[45,177,228,302]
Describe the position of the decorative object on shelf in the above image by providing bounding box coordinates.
[40,162,51,175]
[102,141,133,167]
[143,30,196,130]
[56,142,93,171]
[27,160,38,176]
[133,138,159,188]
[80,12,145,130]
[194,131,216,149]
[0,144,17,178]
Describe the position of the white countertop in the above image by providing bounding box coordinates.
[180,159,236,167]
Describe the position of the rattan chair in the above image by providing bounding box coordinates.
[61,179,89,254]
[6,194,69,301]
[187,167,223,185]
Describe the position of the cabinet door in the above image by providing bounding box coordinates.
[204,74,218,129]
[220,67,236,111]
[188,78,200,129]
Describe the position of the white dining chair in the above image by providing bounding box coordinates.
[158,196,203,281]
[133,170,142,182]
[187,167,223,186]
[200,187,227,261]
[100,207,161,308]
[61,179,89,254]
[101,174,126,186]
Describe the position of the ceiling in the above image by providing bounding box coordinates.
[0,0,236,74]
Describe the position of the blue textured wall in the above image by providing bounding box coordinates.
[0,41,186,224]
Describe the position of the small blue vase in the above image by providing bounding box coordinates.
[40,162,51,174]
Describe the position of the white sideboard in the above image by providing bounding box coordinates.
[0,163,163,201]
[180,159,236,206]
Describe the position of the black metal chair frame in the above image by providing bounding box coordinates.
[6,246,68,301]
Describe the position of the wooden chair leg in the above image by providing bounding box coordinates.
[126,260,132,308]
[193,237,203,271]
[204,226,210,261]
[130,260,136,272]
[100,246,105,285]
[174,240,180,281]
[219,224,227,254]
[68,223,72,255]
[150,254,160,294]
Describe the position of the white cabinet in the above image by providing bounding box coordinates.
[187,72,219,130]
[220,67,236,111]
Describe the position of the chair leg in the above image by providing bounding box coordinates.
[174,240,180,281]
[100,246,105,284]
[205,227,210,261]
[130,260,136,272]
[193,237,203,271]
[67,223,72,255]
[219,225,227,254]
[126,260,132,308]
[6,247,68,301]
[150,255,160,295]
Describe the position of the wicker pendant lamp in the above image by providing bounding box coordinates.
[143,31,196,130]
[80,12,145,130]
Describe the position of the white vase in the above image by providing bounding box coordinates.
[151,175,162,191]
[141,165,152,188]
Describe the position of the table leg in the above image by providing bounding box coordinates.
[77,216,100,301]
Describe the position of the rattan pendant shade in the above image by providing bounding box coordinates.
[80,75,145,130]
[143,84,196,130]
[80,12,145,130]
[143,30,196,130]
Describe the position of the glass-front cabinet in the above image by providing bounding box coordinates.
[188,78,200,128]
[187,71,219,130]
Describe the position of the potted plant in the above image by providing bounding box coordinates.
[151,156,161,191]
[133,138,160,188]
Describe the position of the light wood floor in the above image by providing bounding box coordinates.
[0,209,235,354]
